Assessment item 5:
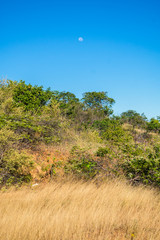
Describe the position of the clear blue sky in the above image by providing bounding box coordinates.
[0,0,160,119]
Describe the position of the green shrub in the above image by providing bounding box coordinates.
[0,150,34,186]
[65,146,99,179]
[0,127,20,159]
[96,147,110,157]
[93,118,131,143]
[122,157,160,187]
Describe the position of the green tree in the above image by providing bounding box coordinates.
[52,91,82,117]
[52,91,79,104]
[13,80,52,112]
[147,118,160,133]
[82,91,115,117]
[121,110,147,129]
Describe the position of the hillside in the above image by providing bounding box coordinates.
[0,79,160,188]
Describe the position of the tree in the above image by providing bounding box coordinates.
[13,80,52,112]
[121,110,147,129]
[52,91,79,104]
[82,91,115,117]
[147,118,160,133]
[52,91,81,117]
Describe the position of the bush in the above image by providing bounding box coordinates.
[0,127,20,159]
[0,127,34,186]
[65,146,99,179]
[93,118,131,143]
[122,156,160,187]
[0,150,34,186]
[96,147,111,157]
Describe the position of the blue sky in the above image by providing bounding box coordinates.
[0,0,160,119]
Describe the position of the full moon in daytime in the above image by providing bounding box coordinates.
[78,37,84,42]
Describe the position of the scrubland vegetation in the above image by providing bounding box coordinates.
[0,79,160,187]
[0,79,160,239]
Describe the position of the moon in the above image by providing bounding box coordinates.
[78,37,84,42]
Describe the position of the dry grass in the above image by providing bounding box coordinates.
[0,180,160,240]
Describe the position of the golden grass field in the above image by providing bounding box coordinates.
[0,180,160,240]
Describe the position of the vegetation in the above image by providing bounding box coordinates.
[1,79,160,239]
[0,180,160,240]
[0,79,160,188]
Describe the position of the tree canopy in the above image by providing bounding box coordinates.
[82,91,115,116]
[13,80,52,112]
[121,110,147,129]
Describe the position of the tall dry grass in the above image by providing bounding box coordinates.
[0,180,160,240]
